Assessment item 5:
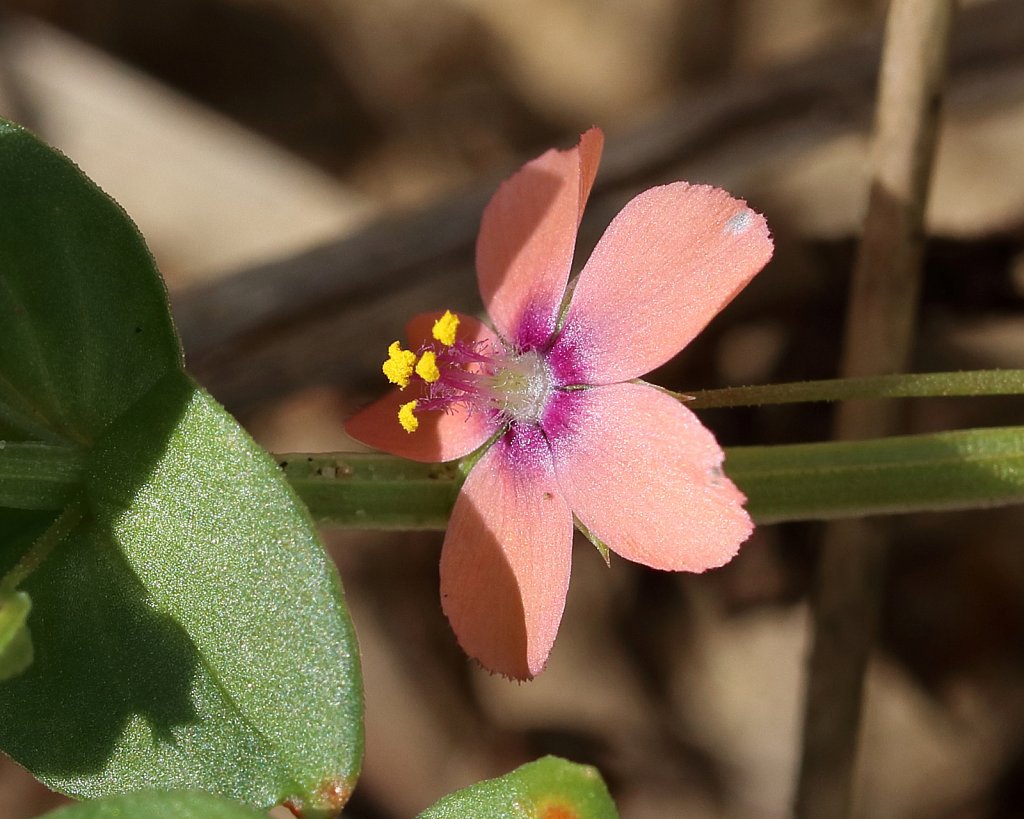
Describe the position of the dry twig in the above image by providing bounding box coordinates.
[795,1,956,816]
[170,0,1024,415]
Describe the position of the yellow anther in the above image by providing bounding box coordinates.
[415,350,441,383]
[382,341,416,388]
[432,310,459,347]
[398,400,419,433]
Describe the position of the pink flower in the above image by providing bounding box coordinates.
[346,128,773,680]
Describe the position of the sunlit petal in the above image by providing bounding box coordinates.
[440,424,573,679]
[476,128,603,350]
[545,382,752,571]
[549,183,772,385]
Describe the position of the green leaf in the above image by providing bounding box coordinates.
[0,119,363,816]
[418,756,619,819]
[0,591,33,681]
[41,789,269,819]
[0,119,181,445]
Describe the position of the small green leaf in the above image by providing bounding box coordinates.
[0,591,32,681]
[419,756,619,819]
[573,516,610,566]
[41,789,269,818]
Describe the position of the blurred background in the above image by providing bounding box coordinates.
[1,0,1023,816]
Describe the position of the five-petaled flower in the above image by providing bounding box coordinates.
[346,128,773,680]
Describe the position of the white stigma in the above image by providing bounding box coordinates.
[492,349,553,424]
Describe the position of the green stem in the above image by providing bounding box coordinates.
[0,441,86,510]
[277,453,463,530]
[729,425,1024,523]
[0,498,83,594]
[5,425,1023,528]
[680,368,1024,409]
[277,426,1024,528]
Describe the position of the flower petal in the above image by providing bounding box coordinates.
[440,424,573,680]
[344,388,495,463]
[545,382,752,572]
[344,311,502,463]
[476,128,604,350]
[549,184,773,385]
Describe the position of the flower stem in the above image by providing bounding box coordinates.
[0,442,86,510]
[730,425,1024,523]
[4,431,1023,526]
[679,368,1024,409]
[276,453,463,530]
[0,498,83,595]
[274,426,1024,528]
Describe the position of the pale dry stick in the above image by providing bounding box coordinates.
[794,2,956,818]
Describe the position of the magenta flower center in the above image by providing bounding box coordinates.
[383,311,555,433]
[421,341,553,420]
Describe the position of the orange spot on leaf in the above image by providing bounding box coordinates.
[316,776,356,812]
[281,775,357,819]
[537,801,578,819]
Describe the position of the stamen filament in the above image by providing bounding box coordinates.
[384,309,555,433]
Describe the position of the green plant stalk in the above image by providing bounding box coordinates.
[276,454,463,529]
[0,442,86,510]
[0,500,82,594]
[682,368,1024,408]
[284,427,1024,527]
[4,427,1023,528]
[729,425,1024,522]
